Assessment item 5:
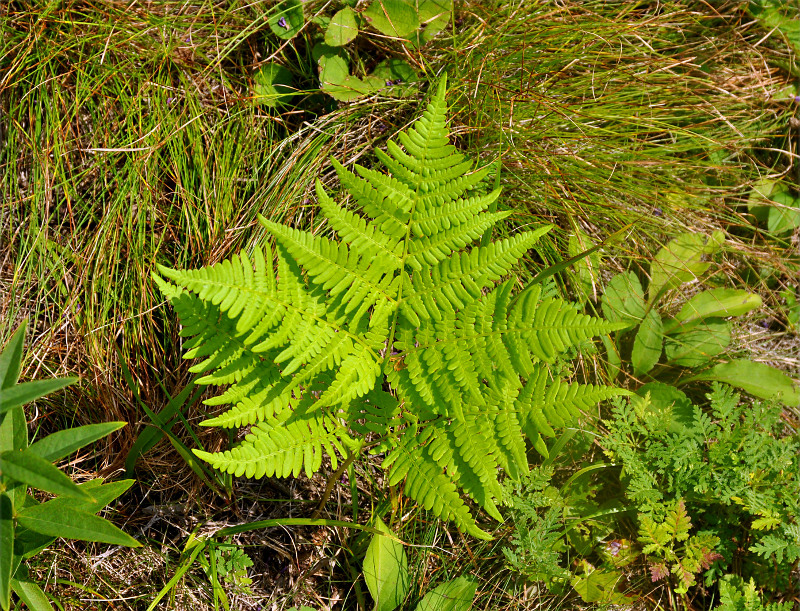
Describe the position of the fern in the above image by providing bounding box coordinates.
[155,76,627,539]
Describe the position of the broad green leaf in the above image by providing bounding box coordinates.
[688,360,800,407]
[767,191,800,235]
[415,576,477,611]
[17,503,140,547]
[412,0,453,46]
[0,377,78,415]
[268,0,304,39]
[363,518,409,611]
[253,63,295,108]
[0,494,12,611]
[664,289,761,334]
[9,578,53,611]
[0,450,92,500]
[601,272,645,329]
[364,0,419,39]
[636,382,694,434]
[325,7,359,46]
[571,563,631,604]
[648,231,724,301]
[664,319,730,368]
[319,53,376,101]
[746,177,777,223]
[28,422,126,463]
[631,309,663,375]
[0,322,26,390]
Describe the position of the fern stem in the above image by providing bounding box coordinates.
[311,450,359,519]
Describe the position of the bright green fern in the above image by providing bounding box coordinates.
[154,76,628,539]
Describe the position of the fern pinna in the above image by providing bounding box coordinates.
[154,76,627,539]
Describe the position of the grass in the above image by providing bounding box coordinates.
[1,0,799,609]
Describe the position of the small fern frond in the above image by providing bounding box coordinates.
[195,410,354,479]
[383,424,492,540]
[516,365,630,457]
[423,416,505,521]
[259,216,400,327]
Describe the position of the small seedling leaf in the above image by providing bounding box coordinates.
[363,518,409,611]
[325,7,359,46]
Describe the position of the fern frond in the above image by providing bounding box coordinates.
[314,179,404,267]
[401,228,552,323]
[422,417,504,521]
[383,423,492,540]
[516,365,630,457]
[195,410,354,479]
[259,216,400,327]
[157,74,626,543]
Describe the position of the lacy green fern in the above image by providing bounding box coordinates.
[154,76,628,539]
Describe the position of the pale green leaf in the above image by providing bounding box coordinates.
[412,0,452,46]
[364,0,419,38]
[601,272,645,329]
[664,319,730,367]
[688,360,800,407]
[649,231,724,300]
[325,7,358,46]
[767,191,800,235]
[363,518,409,611]
[631,309,663,375]
[415,576,477,611]
[253,63,295,108]
[665,288,761,334]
